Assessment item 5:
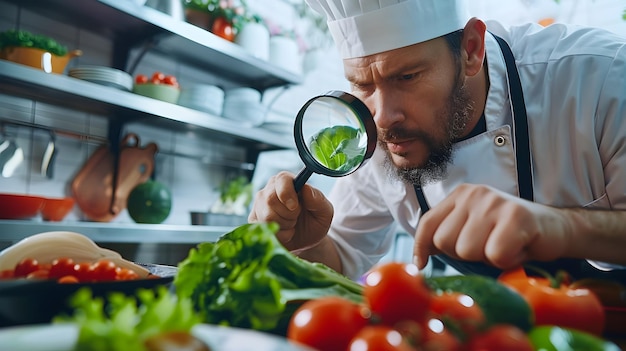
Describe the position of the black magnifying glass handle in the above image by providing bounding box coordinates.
[293,167,313,193]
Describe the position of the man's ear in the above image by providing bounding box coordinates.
[462,18,487,77]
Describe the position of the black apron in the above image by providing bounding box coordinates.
[414,34,625,282]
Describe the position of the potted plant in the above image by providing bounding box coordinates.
[183,0,253,42]
[0,29,81,74]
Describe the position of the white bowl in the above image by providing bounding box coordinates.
[222,100,267,126]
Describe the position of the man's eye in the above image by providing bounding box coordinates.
[399,73,417,81]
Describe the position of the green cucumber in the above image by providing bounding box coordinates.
[426,274,534,332]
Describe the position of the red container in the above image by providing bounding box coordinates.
[41,197,75,222]
[0,194,45,220]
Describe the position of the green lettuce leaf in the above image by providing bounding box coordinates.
[174,222,364,334]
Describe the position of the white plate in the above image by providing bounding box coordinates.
[0,323,315,351]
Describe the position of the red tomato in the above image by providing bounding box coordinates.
[90,259,118,281]
[362,262,431,326]
[14,258,40,277]
[287,296,370,351]
[0,269,14,279]
[347,326,416,351]
[73,262,93,282]
[116,267,139,280]
[135,74,148,84]
[211,17,235,42]
[163,75,178,87]
[26,269,50,280]
[499,267,605,336]
[466,324,534,351]
[429,291,486,338]
[49,257,75,279]
[421,317,463,351]
[58,275,79,284]
[151,72,165,83]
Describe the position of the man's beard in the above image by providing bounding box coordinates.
[381,73,474,186]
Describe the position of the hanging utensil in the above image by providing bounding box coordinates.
[71,133,158,222]
[0,126,24,178]
[40,130,57,179]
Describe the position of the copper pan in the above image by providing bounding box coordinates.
[72,133,157,222]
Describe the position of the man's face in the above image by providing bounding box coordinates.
[344,37,474,185]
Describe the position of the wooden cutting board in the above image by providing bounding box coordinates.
[72,133,158,222]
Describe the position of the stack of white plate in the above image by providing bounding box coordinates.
[222,87,267,127]
[68,66,133,91]
[177,84,224,116]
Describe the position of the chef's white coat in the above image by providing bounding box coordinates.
[327,21,626,280]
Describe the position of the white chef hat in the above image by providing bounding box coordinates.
[306,0,471,59]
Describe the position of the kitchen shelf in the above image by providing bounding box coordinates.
[4,0,302,90]
[0,220,230,244]
[0,60,294,151]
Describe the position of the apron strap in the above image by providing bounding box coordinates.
[493,35,534,201]
[414,34,533,215]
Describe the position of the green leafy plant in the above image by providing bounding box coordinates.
[210,175,253,215]
[53,287,201,351]
[183,0,260,34]
[174,222,364,334]
[0,30,67,56]
[310,125,365,172]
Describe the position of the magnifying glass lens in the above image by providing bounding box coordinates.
[309,125,365,173]
[293,91,376,192]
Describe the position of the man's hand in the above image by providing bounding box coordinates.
[248,171,334,252]
[413,183,572,270]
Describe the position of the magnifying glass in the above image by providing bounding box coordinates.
[293,90,377,192]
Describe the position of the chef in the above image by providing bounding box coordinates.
[249,0,626,281]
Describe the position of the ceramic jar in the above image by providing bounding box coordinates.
[235,22,270,60]
[269,36,301,74]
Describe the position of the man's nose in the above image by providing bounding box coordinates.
[368,90,405,129]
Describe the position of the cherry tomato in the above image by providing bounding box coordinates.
[58,275,80,284]
[49,257,76,279]
[466,324,534,351]
[211,17,235,42]
[347,326,416,351]
[287,296,371,351]
[90,259,117,281]
[73,262,93,282]
[362,262,431,326]
[429,291,486,338]
[151,71,165,83]
[0,269,14,279]
[135,74,148,84]
[163,75,178,87]
[26,269,50,280]
[116,267,139,280]
[421,317,463,351]
[14,258,40,277]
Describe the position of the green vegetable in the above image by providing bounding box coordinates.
[127,180,172,224]
[0,30,68,56]
[309,125,365,172]
[174,222,364,334]
[529,325,622,351]
[218,175,252,206]
[426,274,534,332]
[210,176,253,216]
[53,286,202,351]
